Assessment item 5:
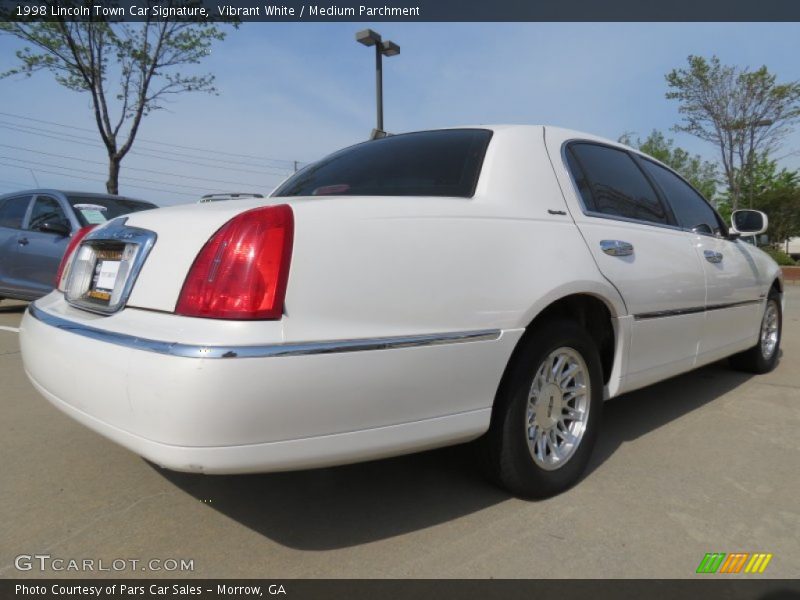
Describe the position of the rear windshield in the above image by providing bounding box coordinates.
[272,129,493,198]
[67,196,157,226]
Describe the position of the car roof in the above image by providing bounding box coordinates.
[365,124,637,155]
[443,124,681,173]
[0,188,154,204]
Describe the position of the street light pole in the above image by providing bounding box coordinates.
[356,29,400,138]
[375,40,383,132]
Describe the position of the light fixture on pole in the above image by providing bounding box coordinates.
[356,29,400,139]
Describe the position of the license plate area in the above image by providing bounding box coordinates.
[86,244,126,306]
[63,219,157,315]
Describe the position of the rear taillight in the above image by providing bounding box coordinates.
[175,204,294,320]
[56,225,97,290]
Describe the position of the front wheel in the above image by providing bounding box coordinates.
[481,320,603,498]
[729,289,782,374]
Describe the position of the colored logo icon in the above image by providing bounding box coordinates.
[696,553,773,574]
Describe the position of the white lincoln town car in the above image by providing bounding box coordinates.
[20,126,783,497]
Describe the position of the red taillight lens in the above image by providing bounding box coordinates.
[175,204,294,320]
[56,225,97,290]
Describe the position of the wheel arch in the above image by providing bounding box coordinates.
[518,292,618,386]
[494,287,625,414]
[771,276,783,296]
[484,290,622,471]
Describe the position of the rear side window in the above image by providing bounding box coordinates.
[565,150,594,209]
[0,195,31,229]
[567,143,671,226]
[640,159,722,235]
[272,129,493,198]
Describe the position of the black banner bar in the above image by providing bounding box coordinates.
[3,580,800,600]
[3,0,800,22]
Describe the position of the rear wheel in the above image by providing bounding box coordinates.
[729,289,782,374]
[481,320,603,498]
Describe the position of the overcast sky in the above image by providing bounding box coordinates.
[1,22,799,205]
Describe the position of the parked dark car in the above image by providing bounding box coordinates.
[0,190,157,301]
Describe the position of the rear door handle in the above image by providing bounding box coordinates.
[704,250,723,263]
[600,240,634,257]
[18,237,29,246]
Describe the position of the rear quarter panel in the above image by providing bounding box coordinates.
[121,126,624,345]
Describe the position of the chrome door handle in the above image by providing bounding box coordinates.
[704,250,723,263]
[18,237,29,246]
[600,240,634,257]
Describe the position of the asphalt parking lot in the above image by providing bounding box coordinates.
[1,290,798,579]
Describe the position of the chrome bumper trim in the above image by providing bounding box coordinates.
[27,303,501,359]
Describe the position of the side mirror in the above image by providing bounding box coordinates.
[37,221,71,236]
[730,209,768,236]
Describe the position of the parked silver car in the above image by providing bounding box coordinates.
[0,190,156,301]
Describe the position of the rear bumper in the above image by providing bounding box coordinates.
[28,375,491,474]
[20,296,520,473]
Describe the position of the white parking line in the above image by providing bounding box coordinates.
[0,326,20,333]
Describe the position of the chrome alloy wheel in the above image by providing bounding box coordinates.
[760,300,780,360]
[525,347,591,471]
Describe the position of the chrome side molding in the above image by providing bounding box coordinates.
[634,298,764,321]
[27,303,501,359]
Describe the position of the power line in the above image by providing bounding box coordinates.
[0,111,307,168]
[0,161,197,198]
[0,143,276,189]
[0,122,293,177]
[0,155,230,194]
[0,177,33,188]
[129,144,293,176]
[776,149,800,161]
[0,120,293,173]
[0,121,288,177]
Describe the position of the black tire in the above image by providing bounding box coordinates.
[729,289,782,374]
[480,319,603,499]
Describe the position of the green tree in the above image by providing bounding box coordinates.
[745,157,800,246]
[755,185,800,248]
[665,55,800,210]
[1,8,229,194]
[619,130,718,201]
[716,156,800,245]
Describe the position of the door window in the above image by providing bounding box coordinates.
[564,149,595,210]
[567,143,672,226]
[0,195,31,229]
[640,159,723,235]
[28,196,69,232]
